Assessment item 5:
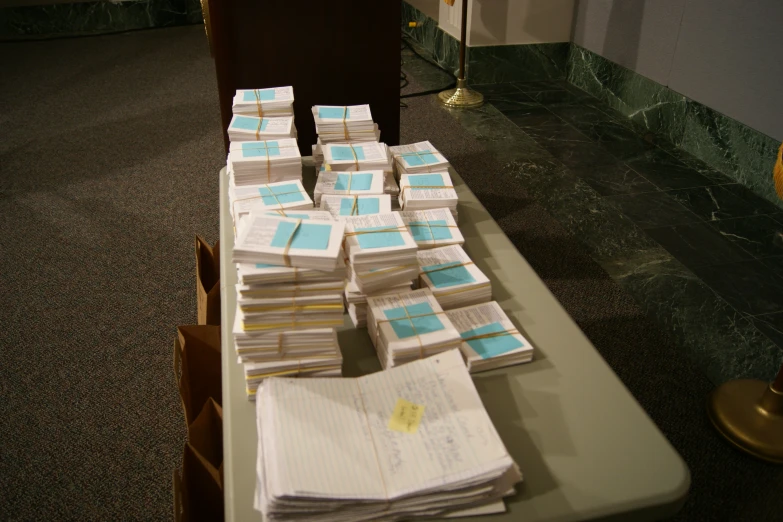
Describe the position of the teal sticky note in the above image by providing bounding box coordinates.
[409,219,452,242]
[232,116,268,131]
[356,226,404,249]
[339,197,379,216]
[243,89,276,102]
[254,263,277,269]
[265,212,311,219]
[258,183,304,205]
[270,222,331,250]
[318,107,350,119]
[409,173,445,187]
[461,322,524,359]
[331,146,367,161]
[402,151,438,167]
[334,173,373,191]
[384,302,444,339]
[242,141,280,157]
[423,262,475,288]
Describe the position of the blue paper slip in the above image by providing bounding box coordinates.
[409,173,445,187]
[258,183,305,205]
[423,262,475,288]
[409,220,452,242]
[241,141,280,157]
[265,212,311,219]
[232,116,268,131]
[242,89,276,102]
[402,151,438,167]
[461,322,524,359]
[270,222,331,250]
[384,302,444,339]
[339,198,380,216]
[356,226,405,249]
[334,173,373,191]
[254,263,277,269]
[332,146,367,161]
[319,107,350,119]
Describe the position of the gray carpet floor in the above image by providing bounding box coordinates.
[1,24,781,521]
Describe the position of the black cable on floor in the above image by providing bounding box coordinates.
[399,34,456,101]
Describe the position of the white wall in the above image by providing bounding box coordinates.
[572,0,783,141]
[438,0,576,46]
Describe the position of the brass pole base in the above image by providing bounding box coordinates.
[438,79,484,109]
[707,379,783,464]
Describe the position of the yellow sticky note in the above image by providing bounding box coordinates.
[388,398,425,434]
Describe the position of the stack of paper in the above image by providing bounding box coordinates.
[253,349,523,520]
[401,208,464,249]
[321,142,392,172]
[313,170,385,206]
[229,181,314,228]
[399,172,459,221]
[345,280,413,328]
[390,140,450,179]
[227,115,296,142]
[227,138,302,186]
[417,245,492,310]
[233,211,345,271]
[342,212,419,294]
[236,257,346,286]
[232,87,294,117]
[367,289,462,369]
[312,104,380,144]
[446,301,534,372]
[321,194,392,219]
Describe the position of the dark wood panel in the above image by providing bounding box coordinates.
[209,0,401,154]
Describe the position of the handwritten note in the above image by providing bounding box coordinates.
[388,398,426,434]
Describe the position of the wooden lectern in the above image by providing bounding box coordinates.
[206,0,401,154]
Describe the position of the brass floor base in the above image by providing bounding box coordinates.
[438,79,484,109]
[707,379,783,464]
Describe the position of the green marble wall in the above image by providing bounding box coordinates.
[0,0,202,39]
[401,1,568,84]
[567,44,783,209]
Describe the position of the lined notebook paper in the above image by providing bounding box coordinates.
[254,349,522,521]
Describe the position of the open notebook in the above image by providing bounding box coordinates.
[254,349,521,521]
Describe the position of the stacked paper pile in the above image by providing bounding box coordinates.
[343,212,419,295]
[232,87,294,117]
[312,104,380,144]
[417,245,492,310]
[227,115,296,142]
[399,171,458,221]
[344,279,413,328]
[446,301,534,372]
[231,210,347,399]
[390,140,450,179]
[321,194,392,219]
[367,288,462,369]
[229,181,313,229]
[227,138,302,186]
[321,141,399,198]
[401,208,464,249]
[313,170,385,206]
[253,349,523,520]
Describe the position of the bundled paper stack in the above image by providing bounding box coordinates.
[345,280,413,328]
[390,140,450,179]
[236,257,346,287]
[313,170,385,206]
[367,288,462,369]
[232,87,294,117]
[399,171,458,221]
[229,181,313,228]
[343,212,419,294]
[446,301,534,372]
[321,194,392,219]
[253,349,523,521]
[417,245,492,310]
[401,208,464,249]
[321,141,392,172]
[227,138,302,186]
[227,115,296,142]
[311,104,380,144]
